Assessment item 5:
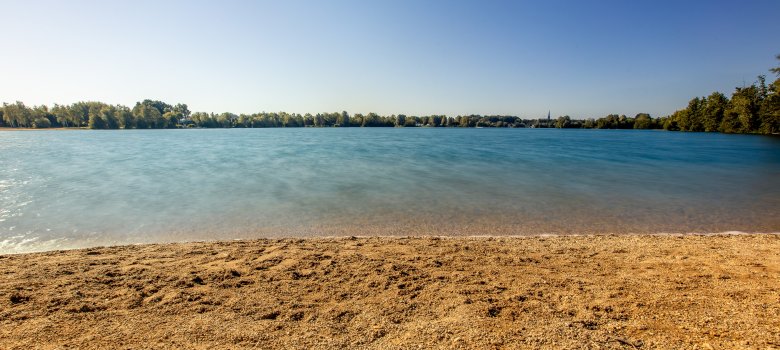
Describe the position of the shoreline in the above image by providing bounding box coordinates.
[4,231,779,256]
[1,126,778,136]
[0,127,80,131]
[1,234,778,349]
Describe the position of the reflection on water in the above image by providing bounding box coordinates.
[1,128,779,253]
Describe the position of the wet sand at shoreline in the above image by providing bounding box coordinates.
[1,234,779,349]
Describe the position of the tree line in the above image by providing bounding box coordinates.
[3,56,779,134]
[0,101,535,129]
[551,55,779,134]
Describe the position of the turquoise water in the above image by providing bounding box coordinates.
[1,128,779,253]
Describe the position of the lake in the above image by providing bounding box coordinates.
[1,128,779,253]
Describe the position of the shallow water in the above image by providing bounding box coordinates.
[1,128,779,253]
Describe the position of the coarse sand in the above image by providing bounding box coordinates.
[1,234,779,349]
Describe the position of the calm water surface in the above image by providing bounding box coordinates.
[1,128,779,253]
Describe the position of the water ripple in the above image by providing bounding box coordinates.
[1,129,778,253]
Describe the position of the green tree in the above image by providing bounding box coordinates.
[313,113,323,127]
[702,92,727,132]
[302,113,313,127]
[115,106,134,129]
[676,97,704,131]
[554,115,571,128]
[32,117,51,128]
[582,118,595,128]
[719,109,741,133]
[617,114,634,129]
[173,103,190,119]
[100,106,120,129]
[728,85,760,133]
[216,112,237,128]
[68,102,90,127]
[596,114,618,129]
[758,77,780,134]
[336,111,350,127]
[163,111,182,128]
[2,101,32,127]
[190,112,211,127]
[349,113,361,127]
[88,112,106,129]
[139,99,172,115]
[51,104,70,127]
[395,114,406,127]
[132,103,162,128]
[31,105,55,128]
[633,113,652,129]
[663,112,680,131]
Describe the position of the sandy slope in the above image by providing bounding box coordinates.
[1,234,778,349]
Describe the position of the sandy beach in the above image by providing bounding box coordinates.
[1,234,778,349]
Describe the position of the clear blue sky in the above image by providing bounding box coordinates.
[1,0,778,119]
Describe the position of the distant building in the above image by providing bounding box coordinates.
[531,111,552,128]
